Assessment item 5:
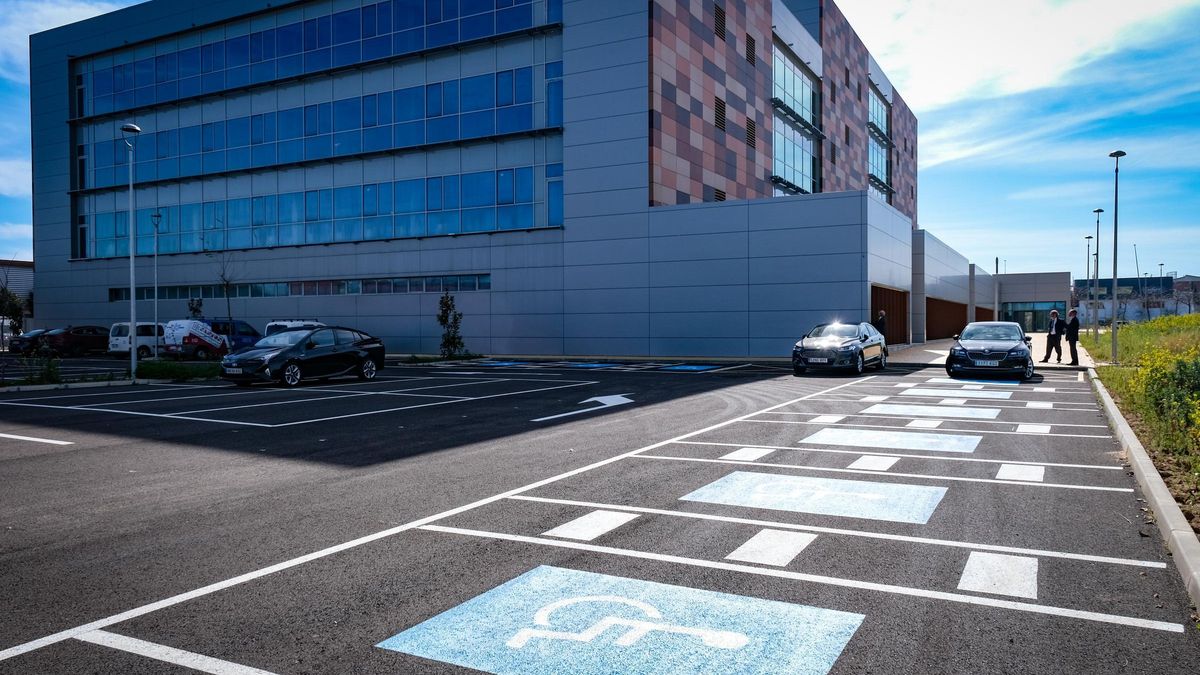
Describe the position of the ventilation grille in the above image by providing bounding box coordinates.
[715,97,726,131]
[715,5,726,41]
[746,35,756,64]
[746,119,756,147]
[714,188,727,202]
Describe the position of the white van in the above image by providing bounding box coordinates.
[264,319,325,336]
[108,322,166,359]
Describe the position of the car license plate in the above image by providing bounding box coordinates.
[973,360,1000,367]
[224,367,242,374]
[808,357,829,363]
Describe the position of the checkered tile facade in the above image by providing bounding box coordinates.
[649,1,773,206]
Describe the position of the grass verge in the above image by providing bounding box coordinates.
[1083,315,1200,532]
[137,360,221,382]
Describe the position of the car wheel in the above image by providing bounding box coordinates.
[136,346,151,360]
[853,352,864,375]
[358,358,378,380]
[875,351,887,370]
[945,368,955,378]
[792,366,806,377]
[194,347,210,361]
[282,362,303,387]
[1022,360,1035,381]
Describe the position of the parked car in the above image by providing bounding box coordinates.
[163,318,261,360]
[108,322,166,359]
[7,328,48,354]
[220,326,385,387]
[264,319,325,336]
[792,322,887,376]
[40,325,110,356]
[945,321,1035,380]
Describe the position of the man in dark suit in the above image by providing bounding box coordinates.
[1065,308,1081,366]
[872,310,887,339]
[1041,309,1067,363]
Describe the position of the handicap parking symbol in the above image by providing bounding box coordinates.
[376,565,864,674]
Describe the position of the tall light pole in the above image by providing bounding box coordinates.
[121,123,141,381]
[993,257,999,321]
[151,211,161,358]
[1092,208,1103,339]
[1109,150,1126,363]
[1084,235,1092,327]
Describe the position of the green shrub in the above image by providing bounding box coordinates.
[136,361,220,382]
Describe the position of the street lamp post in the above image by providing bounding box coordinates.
[1093,215,1102,332]
[121,123,141,381]
[1085,235,1092,327]
[151,211,161,358]
[1109,150,1126,364]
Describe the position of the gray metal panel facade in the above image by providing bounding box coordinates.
[997,272,1071,307]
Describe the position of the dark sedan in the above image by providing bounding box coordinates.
[7,329,48,354]
[219,326,385,387]
[945,321,1035,380]
[793,322,887,376]
[40,325,110,356]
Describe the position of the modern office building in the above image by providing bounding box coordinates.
[32,0,924,356]
[1075,275,1196,323]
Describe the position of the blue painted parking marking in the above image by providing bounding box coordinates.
[681,471,947,524]
[660,364,721,371]
[377,565,864,675]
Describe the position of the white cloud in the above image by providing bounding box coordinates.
[0,222,32,238]
[0,158,31,198]
[0,0,130,83]
[835,0,1200,112]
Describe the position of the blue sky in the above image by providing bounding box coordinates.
[1,0,1197,281]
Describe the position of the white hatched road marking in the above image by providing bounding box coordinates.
[681,442,1121,470]
[76,630,277,674]
[1016,424,1052,434]
[958,552,1039,599]
[846,455,900,471]
[861,404,999,419]
[720,447,776,461]
[542,510,639,541]
[725,529,818,566]
[996,464,1047,482]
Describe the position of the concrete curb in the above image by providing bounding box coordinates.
[0,378,179,394]
[1089,368,1200,608]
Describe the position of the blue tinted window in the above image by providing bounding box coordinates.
[460,110,494,138]
[92,68,113,96]
[333,98,361,132]
[278,192,303,222]
[514,66,532,103]
[395,179,424,212]
[362,94,378,126]
[426,115,458,143]
[135,58,155,88]
[496,70,514,106]
[497,104,532,133]
[334,186,361,218]
[548,180,563,226]
[426,177,442,210]
[202,122,225,151]
[395,86,424,121]
[226,36,250,67]
[427,20,457,47]
[334,219,363,241]
[252,196,276,226]
[227,198,251,227]
[442,175,460,209]
[395,0,424,30]
[364,216,392,239]
[394,213,425,237]
[427,211,460,235]
[394,121,425,147]
[546,60,563,79]
[516,167,533,202]
[426,83,442,117]
[442,80,459,114]
[497,169,514,204]
[155,54,177,83]
[546,162,563,177]
[461,207,496,232]
[278,108,303,139]
[460,74,494,111]
[547,79,563,127]
[460,11,493,40]
[461,0,491,15]
[178,47,200,78]
[277,23,302,55]
[332,9,361,43]
[496,3,533,32]
[306,221,333,244]
[461,171,495,207]
[227,117,250,147]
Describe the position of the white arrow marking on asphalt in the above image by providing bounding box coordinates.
[532,394,634,422]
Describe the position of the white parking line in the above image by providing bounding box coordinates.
[907,420,942,429]
[996,464,1047,482]
[958,552,1039,600]
[76,630,276,674]
[725,529,817,566]
[542,510,639,541]
[420,525,1181,632]
[743,418,1111,440]
[507,495,1165,567]
[846,455,900,471]
[0,377,875,663]
[0,432,73,445]
[759,412,1108,428]
[861,404,999,419]
[1016,424,1052,434]
[635,455,1133,492]
[680,442,1120,470]
[721,447,776,461]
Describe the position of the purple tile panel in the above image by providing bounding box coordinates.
[649,0,774,206]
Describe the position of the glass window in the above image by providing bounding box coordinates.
[461,171,495,207]
[547,79,563,127]
[496,168,514,204]
[310,329,335,347]
[514,66,532,103]
[278,192,303,223]
[516,167,533,203]
[332,8,361,44]
[278,108,303,140]
[548,180,563,227]
[426,176,442,210]
[252,196,277,226]
[395,179,424,212]
[460,73,494,111]
[227,198,251,227]
[333,97,361,132]
[226,36,250,67]
[426,82,442,117]
[334,186,362,218]
[496,70,514,107]
[227,117,250,147]
[277,23,302,56]
[394,86,424,121]
[442,174,459,209]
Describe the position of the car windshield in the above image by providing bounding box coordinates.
[252,330,310,348]
[21,329,46,337]
[45,329,66,335]
[961,325,1022,341]
[808,324,859,338]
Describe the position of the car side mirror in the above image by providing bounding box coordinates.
[860,335,868,342]
[306,341,316,350]
[952,334,960,340]
[1024,336,1032,343]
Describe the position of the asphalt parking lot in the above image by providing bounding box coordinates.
[1,364,1197,673]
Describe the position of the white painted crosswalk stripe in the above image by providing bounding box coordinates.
[542,510,639,541]
[847,455,900,471]
[958,552,1039,599]
[721,447,776,461]
[939,399,967,405]
[927,377,1019,386]
[1027,401,1054,409]
[725,529,818,566]
[906,419,943,428]
[811,414,846,424]
[860,395,889,402]
[1016,424,1052,434]
[996,464,1046,482]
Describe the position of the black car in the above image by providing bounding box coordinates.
[793,322,887,375]
[946,321,1035,380]
[7,329,48,354]
[219,326,385,387]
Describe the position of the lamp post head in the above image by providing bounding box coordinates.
[1085,235,1093,241]
[151,212,161,228]
[1093,208,1104,214]
[1108,150,1126,158]
[120,122,141,135]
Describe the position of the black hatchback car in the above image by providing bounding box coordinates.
[793,322,887,375]
[7,329,48,354]
[946,321,1035,380]
[219,326,385,387]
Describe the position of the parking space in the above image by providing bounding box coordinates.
[1,366,1196,673]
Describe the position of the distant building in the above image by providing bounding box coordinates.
[1,259,34,337]
[1074,275,1195,322]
